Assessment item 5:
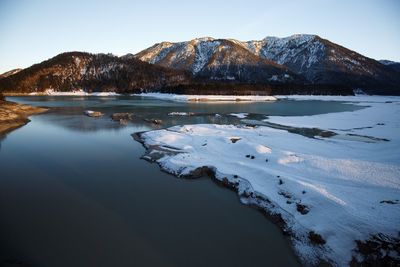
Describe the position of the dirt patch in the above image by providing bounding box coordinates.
[0,100,48,136]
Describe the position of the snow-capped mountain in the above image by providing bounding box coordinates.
[135,37,302,83]
[137,35,400,94]
[244,34,323,78]
[1,35,399,95]
[246,35,398,88]
[0,52,189,94]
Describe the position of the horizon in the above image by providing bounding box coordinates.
[1,0,399,73]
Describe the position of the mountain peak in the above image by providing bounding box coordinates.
[193,37,215,42]
[262,34,317,43]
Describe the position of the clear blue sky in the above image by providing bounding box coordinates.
[0,0,399,73]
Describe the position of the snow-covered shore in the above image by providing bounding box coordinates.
[135,96,400,266]
[275,94,396,102]
[28,89,120,96]
[133,92,277,102]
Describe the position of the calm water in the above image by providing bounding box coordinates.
[0,96,362,267]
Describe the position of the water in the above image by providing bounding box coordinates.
[0,96,362,267]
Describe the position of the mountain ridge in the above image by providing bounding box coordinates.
[1,34,399,95]
[0,52,190,94]
[135,38,304,84]
[136,34,400,95]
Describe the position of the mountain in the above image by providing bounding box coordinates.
[1,35,397,95]
[0,68,22,79]
[0,52,189,94]
[137,35,400,95]
[380,60,400,72]
[135,37,303,83]
[245,34,399,94]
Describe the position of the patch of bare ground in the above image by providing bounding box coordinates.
[0,100,48,135]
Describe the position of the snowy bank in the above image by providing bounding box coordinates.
[275,94,398,102]
[29,89,120,96]
[135,97,400,266]
[134,93,277,102]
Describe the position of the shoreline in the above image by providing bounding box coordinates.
[5,92,398,100]
[0,100,48,136]
[133,93,278,102]
[133,130,318,265]
[133,96,400,266]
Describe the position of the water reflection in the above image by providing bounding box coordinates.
[5,96,363,135]
[8,95,363,116]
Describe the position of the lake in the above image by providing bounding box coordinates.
[0,96,362,267]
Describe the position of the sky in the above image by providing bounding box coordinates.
[0,0,399,73]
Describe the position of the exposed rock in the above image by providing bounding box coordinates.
[380,200,398,204]
[350,234,400,266]
[84,110,104,117]
[278,190,292,199]
[111,112,133,124]
[144,118,162,125]
[0,100,48,135]
[308,231,326,245]
[296,203,309,214]
[181,166,215,179]
[230,137,241,143]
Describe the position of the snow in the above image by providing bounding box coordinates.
[90,92,120,96]
[137,34,325,76]
[245,34,324,72]
[138,42,176,64]
[192,40,220,74]
[168,112,194,116]
[137,95,400,266]
[229,113,249,119]
[275,94,396,102]
[84,110,95,116]
[134,93,277,102]
[380,59,399,66]
[137,38,221,74]
[272,95,400,142]
[29,89,120,96]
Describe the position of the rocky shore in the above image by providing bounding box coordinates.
[0,100,48,135]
